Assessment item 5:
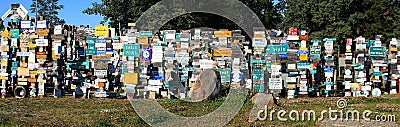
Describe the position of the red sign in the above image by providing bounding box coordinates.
[289,28,298,36]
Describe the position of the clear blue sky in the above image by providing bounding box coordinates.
[0,0,279,27]
[0,0,105,27]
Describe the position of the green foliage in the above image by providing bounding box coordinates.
[284,0,400,53]
[82,0,283,31]
[30,0,65,25]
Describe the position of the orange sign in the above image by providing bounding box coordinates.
[213,50,232,57]
[35,29,49,36]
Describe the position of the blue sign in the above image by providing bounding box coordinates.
[324,69,334,73]
[278,54,288,58]
[297,50,309,55]
[78,49,85,57]
[142,48,151,60]
[96,37,107,43]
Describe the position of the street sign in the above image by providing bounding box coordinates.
[216,68,231,83]
[123,44,140,57]
[369,47,386,57]
[266,45,288,54]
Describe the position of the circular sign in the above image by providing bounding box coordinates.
[232,70,242,83]
[346,45,351,50]
[372,88,382,97]
[345,69,351,75]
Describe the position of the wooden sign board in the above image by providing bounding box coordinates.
[124,73,138,85]
[35,29,49,37]
[213,50,232,57]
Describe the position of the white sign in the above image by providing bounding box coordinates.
[200,59,213,69]
[54,25,62,35]
[95,43,106,47]
[288,64,296,69]
[152,46,163,63]
[148,80,163,86]
[361,85,372,91]
[372,88,381,97]
[269,78,282,89]
[94,70,107,76]
[20,20,31,29]
[286,77,297,83]
[252,38,267,47]
[36,20,47,29]
[35,39,48,46]
[112,43,123,49]
[17,52,30,56]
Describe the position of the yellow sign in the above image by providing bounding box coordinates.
[2,29,9,39]
[17,67,29,76]
[94,26,109,37]
[29,71,37,76]
[1,60,7,66]
[253,34,265,38]
[0,76,7,80]
[299,47,308,50]
[124,73,138,85]
[28,78,36,82]
[29,43,36,48]
[138,37,148,44]
[214,31,232,37]
[35,29,49,36]
[299,54,308,60]
[287,84,296,89]
[213,50,232,57]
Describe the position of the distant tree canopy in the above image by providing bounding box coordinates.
[83,0,399,43]
[30,0,65,26]
[82,0,283,32]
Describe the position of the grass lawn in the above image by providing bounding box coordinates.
[0,94,399,126]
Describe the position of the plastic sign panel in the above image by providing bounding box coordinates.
[216,68,231,83]
[369,47,386,57]
[94,26,109,37]
[142,48,151,61]
[36,20,47,29]
[123,44,140,57]
[266,45,288,54]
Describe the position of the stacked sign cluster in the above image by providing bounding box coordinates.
[0,21,399,99]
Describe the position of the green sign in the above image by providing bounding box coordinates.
[182,67,194,72]
[266,61,271,71]
[311,54,320,59]
[86,42,97,55]
[368,40,375,47]
[216,68,231,83]
[369,47,386,57]
[311,40,321,43]
[139,31,153,37]
[373,72,382,76]
[252,68,264,80]
[123,44,140,57]
[254,84,265,93]
[310,70,317,74]
[10,29,19,38]
[251,59,265,64]
[323,38,336,42]
[266,45,288,54]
